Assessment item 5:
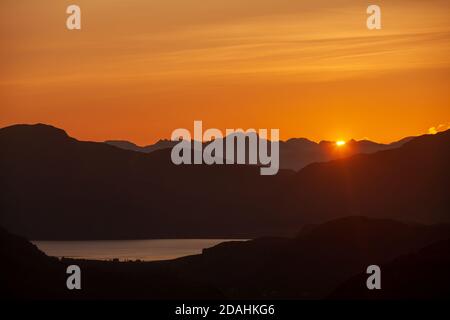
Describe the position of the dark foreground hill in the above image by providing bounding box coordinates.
[165,216,450,299]
[2,217,450,299]
[329,238,450,299]
[0,124,449,240]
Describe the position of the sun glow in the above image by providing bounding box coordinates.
[336,140,346,147]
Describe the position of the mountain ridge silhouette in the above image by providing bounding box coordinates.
[105,129,414,171]
[0,123,449,240]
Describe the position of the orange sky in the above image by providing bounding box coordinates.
[1,0,449,144]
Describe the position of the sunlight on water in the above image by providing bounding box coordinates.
[32,239,246,261]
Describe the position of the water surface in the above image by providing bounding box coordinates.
[33,239,245,261]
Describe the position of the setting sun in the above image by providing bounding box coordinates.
[336,140,346,147]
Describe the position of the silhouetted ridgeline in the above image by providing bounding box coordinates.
[0,123,449,240]
[1,217,450,299]
[105,135,412,171]
[105,139,177,154]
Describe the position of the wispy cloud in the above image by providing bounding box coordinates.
[429,123,450,134]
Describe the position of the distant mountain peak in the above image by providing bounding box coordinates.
[284,137,316,145]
